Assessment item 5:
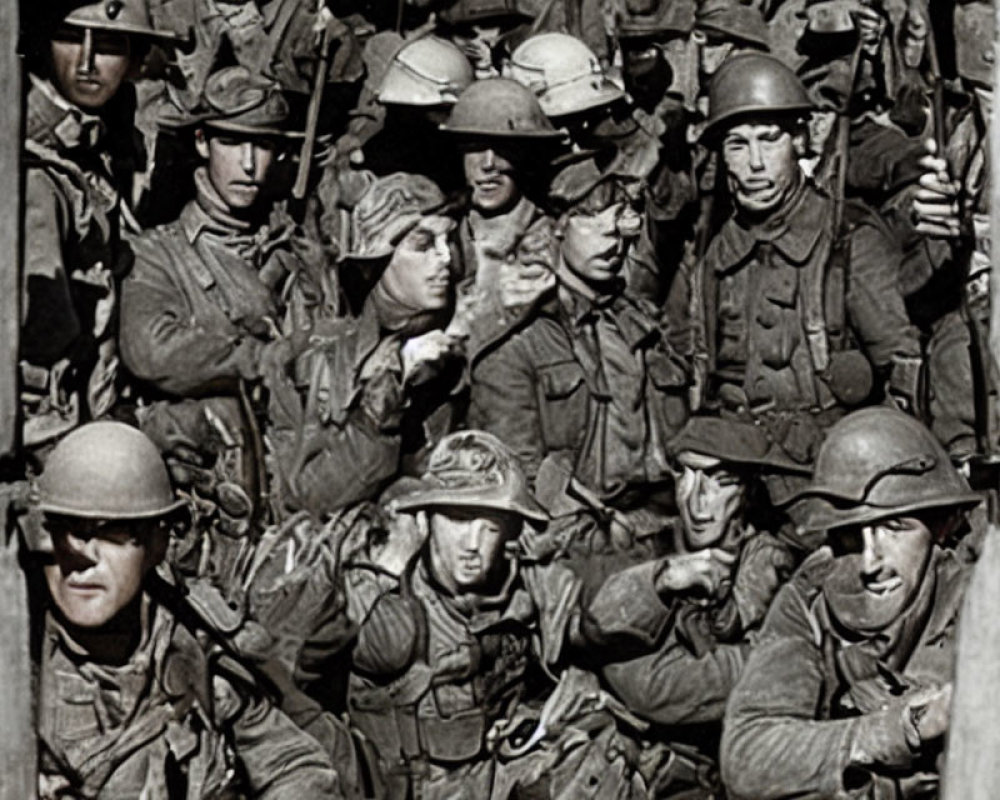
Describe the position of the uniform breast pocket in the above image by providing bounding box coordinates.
[756,270,801,368]
[536,361,587,451]
[646,349,689,429]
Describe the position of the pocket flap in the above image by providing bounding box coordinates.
[538,361,585,399]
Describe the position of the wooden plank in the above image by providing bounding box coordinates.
[0,2,34,799]
[0,0,22,459]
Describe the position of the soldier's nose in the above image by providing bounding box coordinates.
[861,527,884,572]
[240,143,256,174]
[77,28,97,76]
[64,533,100,567]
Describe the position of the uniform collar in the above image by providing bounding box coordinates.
[711,179,828,271]
[27,75,106,152]
[557,278,659,351]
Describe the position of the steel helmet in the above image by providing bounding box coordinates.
[703,52,812,141]
[505,33,625,118]
[37,422,186,519]
[60,0,184,43]
[792,407,980,532]
[441,78,566,140]
[378,35,475,107]
[393,430,548,525]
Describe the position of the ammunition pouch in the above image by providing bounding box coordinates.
[20,359,81,449]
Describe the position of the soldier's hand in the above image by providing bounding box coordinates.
[654,549,737,598]
[856,4,887,52]
[401,330,463,384]
[904,683,953,743]
[499,260,557,310]
[912,140,963,238]
[901,7,929,67]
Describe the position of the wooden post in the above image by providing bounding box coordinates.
[0,2,35,798]
[990,0,1000,406]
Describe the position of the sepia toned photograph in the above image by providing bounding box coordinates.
[1,0,998,795]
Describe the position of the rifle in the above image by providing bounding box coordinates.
[292,0,333,203]
[1,0,36,795]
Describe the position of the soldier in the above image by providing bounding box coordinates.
[601,416,803,730]
[120,66,322,560]
[435,0,534,79]
[267,172,464,517]
[441,78,566,317]
[360,33,474,191]
[720,407,981,798]
[347,430,687,799]
[907,0,993,456]
[31,422,344,798]
[692,0,769,81]
[21,0,180,460]
[693,52,921,477]
[468,166,689,584]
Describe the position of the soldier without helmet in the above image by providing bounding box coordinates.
[722,407,982,798]
[469,165,690,594]
[267,172,465,518]
[30,422,344,798]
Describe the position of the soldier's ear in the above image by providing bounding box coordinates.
[194,128,210,160]
[415,510,430,541]
[792,127,809,159]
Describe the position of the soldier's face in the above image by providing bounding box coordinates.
[428,508,520,593]
[463,147,522,215]
[196,131,277,212]
[49,25,132,110]
[721,122,803,216]
[560,201,641,287]
[850,516,934,628]
[44,518,166,630]
[384,215,454,310]
[676,452,746,549]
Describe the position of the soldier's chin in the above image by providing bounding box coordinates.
[735,185,783,215]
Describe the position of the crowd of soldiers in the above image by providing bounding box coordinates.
[11,0,999,795]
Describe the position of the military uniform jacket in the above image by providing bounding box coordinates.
[37,597,341,799]
[468,285,688,498]
[22,77,129,449]
[721,545,970,799]
[600,526,797,726]
[121,187,286,398]
[702,181,916,418]
[348,552,671,773]
[267,299,463,517]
